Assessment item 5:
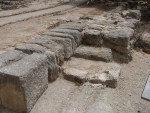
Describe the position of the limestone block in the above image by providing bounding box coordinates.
[0,53,48,113]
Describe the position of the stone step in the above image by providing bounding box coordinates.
[63,57,121,88]
[74,45,112,62]
[0,53,48,113]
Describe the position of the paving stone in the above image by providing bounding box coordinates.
[0,53,48,113]
[41,31,77,52]
[30,35,65,66]
[88,63,121,88]
[63,68,88,83]
[0,50,26,68]
[83,29,103,46]
[50,28,82,46]
[103,27,134,47]
[74,45,112,62]
[40,35,73,59]
[15,43,46,54]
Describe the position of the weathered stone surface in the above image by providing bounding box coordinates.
[45,51,60,82]
[88,63,121,88]
[40,35,73,59]
[103,27,134,47]
[30,36,65,66]
[0,50,26,68]
[122,10,141,19]
[59,22,85,31]
[15,43,46,54]
[51,28,82,46]
[83,29,103,46]
[74,45,112,62]
[0,53,48,113]
[63,68,88,83]
[136,31,150,53]
[41,31,77,52]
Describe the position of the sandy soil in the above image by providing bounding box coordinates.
[109,51,150,113]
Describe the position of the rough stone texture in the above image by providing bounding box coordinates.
[103,27,134,47]
[30,35,65,66]
[122,10,141,20]
[74,45,112,62]
[136,31,150,53]
[41,31,77,52]
[0,50,26,68]
[63,57,121,88]
[0,53,48,113]
[88,63,121,88]
[82,29,103,46]
[45,51,60,82]
[50,28,82,46]
[63,68,88,83]
[56,22,85,32]
[40,35,73,59]
[15,43,46,54]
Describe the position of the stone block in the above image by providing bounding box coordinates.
[51,28,82,46]
[0,50,26,68]
[103,27,134,47]
[74,45,112,62]
[40,35,73,59]
[88,63,121,88]
[63,68,88,83]
[41,31,77,52]
[83,29,103,46]
[0,53,48,113]
[30,35,65,66]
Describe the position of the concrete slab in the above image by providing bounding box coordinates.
[142,74,150,101]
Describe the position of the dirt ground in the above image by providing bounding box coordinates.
[0,4,150,113]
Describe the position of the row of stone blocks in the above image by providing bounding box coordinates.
[0,10,140,113]
[0,22,85,113]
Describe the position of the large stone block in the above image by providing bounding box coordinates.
[83,29,103,46]
[103,27,134,47]
[30,36,65,66]
[0,53,48,113]
[40,35,73,59]
[41,31,77,52]
[51,28,82,46]
[74,45,112,62]
[0,50,26,68]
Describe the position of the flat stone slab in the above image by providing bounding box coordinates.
[74,45,112,62]
[142,74,150,101]
[83,29,103,46]
[63,68,88,83]
[63,57,121,88]
[0,53,48,113]
[0,50,26,68]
